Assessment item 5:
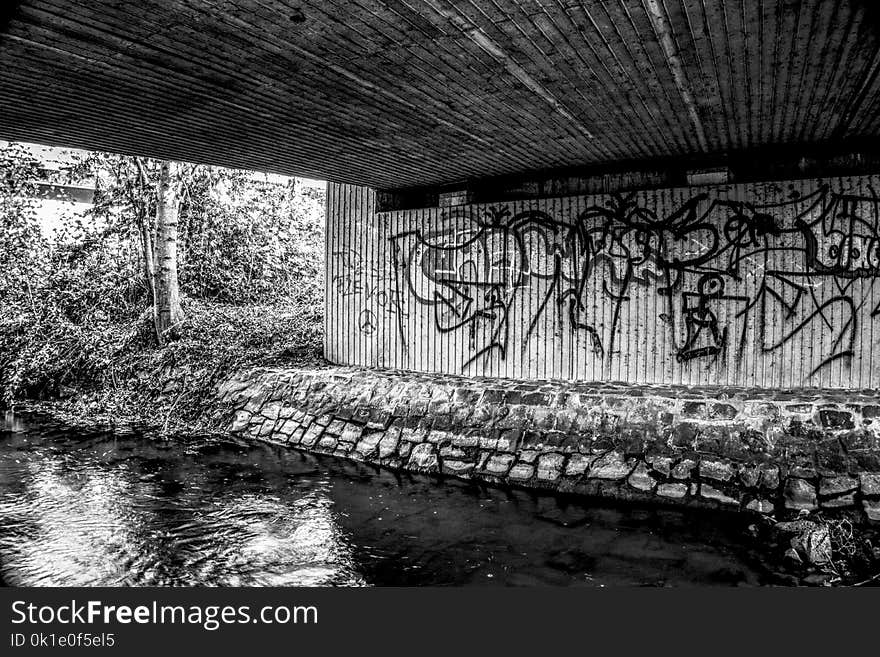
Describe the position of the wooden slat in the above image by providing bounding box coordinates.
[4,1,880,189]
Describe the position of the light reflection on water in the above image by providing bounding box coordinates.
[0,411,769,587]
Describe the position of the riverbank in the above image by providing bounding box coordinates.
[6,401,879,586]
[1,299,327,433]
[216,365,880,585]
[3,302,879,585]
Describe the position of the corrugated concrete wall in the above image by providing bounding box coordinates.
[325,177,880,389]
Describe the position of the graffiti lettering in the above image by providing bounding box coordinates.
[336,183,880,383]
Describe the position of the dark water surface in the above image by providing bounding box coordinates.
[0,411,772,586]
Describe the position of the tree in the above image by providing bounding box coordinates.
[116,156,185,344]
[151,160,184,342]
[6,144,325,339]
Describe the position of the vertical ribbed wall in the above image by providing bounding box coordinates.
[325,177,880,389]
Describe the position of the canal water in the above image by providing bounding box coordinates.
[0,411,772,586]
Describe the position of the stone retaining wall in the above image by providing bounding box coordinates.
[214,367,880,523]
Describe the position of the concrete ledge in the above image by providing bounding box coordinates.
[214,367,880,523]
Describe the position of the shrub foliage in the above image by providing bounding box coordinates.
[0,143,325,406]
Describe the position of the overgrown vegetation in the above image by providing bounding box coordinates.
[753,511,880,586]
[0,142,326,426]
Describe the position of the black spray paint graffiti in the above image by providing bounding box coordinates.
[381,184,880,380]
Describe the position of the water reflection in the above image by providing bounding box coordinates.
[0,411,769,586]
[0,412,362,586]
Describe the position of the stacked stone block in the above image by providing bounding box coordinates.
[216,367,880,523]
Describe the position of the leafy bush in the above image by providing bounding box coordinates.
[176,168,324,305]
[0,144,45,308]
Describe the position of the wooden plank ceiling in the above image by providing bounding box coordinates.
[1,0,879,189]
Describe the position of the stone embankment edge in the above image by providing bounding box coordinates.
[213,367,880,523]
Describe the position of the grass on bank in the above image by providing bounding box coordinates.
[0,298,326,432]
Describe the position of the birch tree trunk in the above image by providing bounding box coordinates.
[152,160,184,343]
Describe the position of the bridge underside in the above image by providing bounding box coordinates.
[2,1,880,190]
[4,1,880,523]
